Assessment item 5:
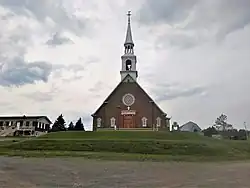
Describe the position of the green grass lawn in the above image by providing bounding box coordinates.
[1,131,250,161]
[37,130,209,140]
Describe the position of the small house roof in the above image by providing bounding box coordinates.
[0,115,52,124]
[180,121,202,132]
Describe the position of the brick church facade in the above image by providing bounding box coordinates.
[92,11,170,131]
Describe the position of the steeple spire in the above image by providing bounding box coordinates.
[120,11,138,82]
[125,11,134,45]
[124,11,134,54]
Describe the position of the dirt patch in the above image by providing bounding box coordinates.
[0,157,249,187]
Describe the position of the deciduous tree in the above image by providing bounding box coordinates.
[214,114,233,131]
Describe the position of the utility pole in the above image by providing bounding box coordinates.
[244,122,248,140]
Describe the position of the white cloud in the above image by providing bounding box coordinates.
[0,0,249,131]
[46,32,74,47]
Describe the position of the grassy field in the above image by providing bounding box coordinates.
[37,130,209,140]
[1,130,250,161]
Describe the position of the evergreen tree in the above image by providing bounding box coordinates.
[74,118,85,131]
[67,121,75,131]
[51,114,66,132]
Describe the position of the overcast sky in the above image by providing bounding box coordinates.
[0,0,249,130]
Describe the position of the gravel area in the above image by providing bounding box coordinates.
[0,157,250,187]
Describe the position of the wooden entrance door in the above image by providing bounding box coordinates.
[123,115,134,128]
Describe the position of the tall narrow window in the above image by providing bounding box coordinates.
[142,117,147,127]
[156,117,161,127]
[25,121,30,127]
[16,122,20,130]
[110,117,116,127]
[97,118,102,128]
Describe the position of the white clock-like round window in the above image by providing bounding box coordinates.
[122,93,135,106]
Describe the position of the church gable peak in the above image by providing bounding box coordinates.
[121,74,136,83]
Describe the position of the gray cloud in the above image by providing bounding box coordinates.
[186,0,250,39]
[84,56,100,64]
[46,32,73,47]
[0,4,54,87]
[0,18,30,59]
[156,32,200,49]
[21,83,59,102]
[138,0,250,48]
[52,63,85,75]
[51,63,86,83]
[138,0,197,25]
[89,81,105,93]
[89,81,113,98]
[62,75,84,83]
[67,64,85,72]
[52,56,99,80]
[0,101,13,107]
[0,0,89,35]
[22,91,54,102]
[52,60,98,72]
[151,83,206,102]
[0,57,52,87]
[0,1,95,86]
[0,101,15,111]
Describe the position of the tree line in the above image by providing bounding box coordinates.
[50,114,85,132]
[199,114,247,140]
[170,113,248,140]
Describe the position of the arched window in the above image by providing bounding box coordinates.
[97,118,102,128]
[110,117,116,127]
[156,117,161,127]
[141,117,147,127]
[125,59,132,70]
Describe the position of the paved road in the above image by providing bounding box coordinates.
[0,157,250,187]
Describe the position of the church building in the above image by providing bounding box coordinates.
[92,12,170,131]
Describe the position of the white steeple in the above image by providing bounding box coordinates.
[124,11,134,47]
[120,11,138,82]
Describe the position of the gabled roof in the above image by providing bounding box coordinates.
[0,115,52,124]
[180,121,202,132]
[92,75,167,117]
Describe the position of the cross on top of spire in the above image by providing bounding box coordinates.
[127,11,131,24]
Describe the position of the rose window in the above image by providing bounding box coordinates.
[122,93,135,106]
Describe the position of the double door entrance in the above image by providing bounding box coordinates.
[121,114,135,128]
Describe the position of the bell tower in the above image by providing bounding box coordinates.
[120,11,138,82]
